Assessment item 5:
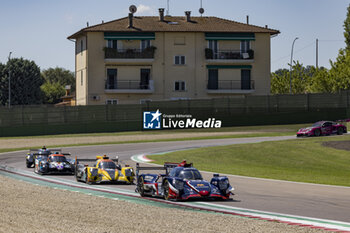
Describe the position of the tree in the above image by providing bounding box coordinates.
[271,4,350,94]
[41,67,75,104]
[41,67,75,92]
[271,69,289,94]
[328,49,350,92]
[271,62,313,94]
[318,3,350,93]
[0,58,43,105]
[307,67,331,93]
[40,81,65,104]
[289,62,313,94]
[344,4,350,50]
[0,63,6,104]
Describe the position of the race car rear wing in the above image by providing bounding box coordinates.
[29,148,62,152]
[135,162,180,177]
[136,163,166,178]
[29,152,71,156]
[75,156,119,165]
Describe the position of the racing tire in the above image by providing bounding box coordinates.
[34,164,38,174]
[337,127,344,135]
[35,164,42,175]
[85,172,92,185]
[26,162,32,168]
[75,172,80,182]
[314,129,321,137]
[138,176,146,197]
[163,180,170,200]
[85,173,89,184]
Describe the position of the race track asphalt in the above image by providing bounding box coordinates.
[1,136,350,223]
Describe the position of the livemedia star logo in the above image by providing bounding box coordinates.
[143,109,222,130]
[143,109,162,129]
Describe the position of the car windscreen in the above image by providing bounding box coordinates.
[312,122,322,127]
[100,161,116,169]
[323,122,333,127]
[39,151,50,155]
[178,170,203,180]
[37,155,48,160]
[50,156,67,162]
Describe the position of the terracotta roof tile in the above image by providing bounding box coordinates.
[68,16,279,39]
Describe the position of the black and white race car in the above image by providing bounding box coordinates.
[26,147,59,168]
[34,152,75,175]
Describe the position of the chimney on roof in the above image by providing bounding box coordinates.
[185,11,191,22]
[128,13,133,28]
[159,8,165,21]
[246,15,249,25]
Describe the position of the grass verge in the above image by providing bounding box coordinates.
[0,123,308,140]
[149,135,350,186]
[0,132,294,154]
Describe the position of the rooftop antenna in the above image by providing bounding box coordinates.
[166,0,170,16]
[129,5,137,14]
[199,0,204,16]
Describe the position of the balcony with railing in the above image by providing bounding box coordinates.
[207,80,255,94]
[104,46,156,62]
[205,48,254,61]
[104,80,154,93]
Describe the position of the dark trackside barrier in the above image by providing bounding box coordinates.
[0,91,349,137]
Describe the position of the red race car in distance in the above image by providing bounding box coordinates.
[297,121,347,137]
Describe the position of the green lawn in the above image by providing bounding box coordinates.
[0,123,308,152]
[0,132,293,154]
[149,135,350,186]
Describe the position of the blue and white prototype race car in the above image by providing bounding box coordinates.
[135,161,234,201]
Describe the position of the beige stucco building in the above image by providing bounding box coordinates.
[68,9,279,105]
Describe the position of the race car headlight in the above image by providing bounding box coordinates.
[227,186,235,194]
[89,168,98,176]
[124,169,133,177]
[173,179,184,190]
[218,179,229,190]
[64,164,70,168]
[211,186,219,193]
